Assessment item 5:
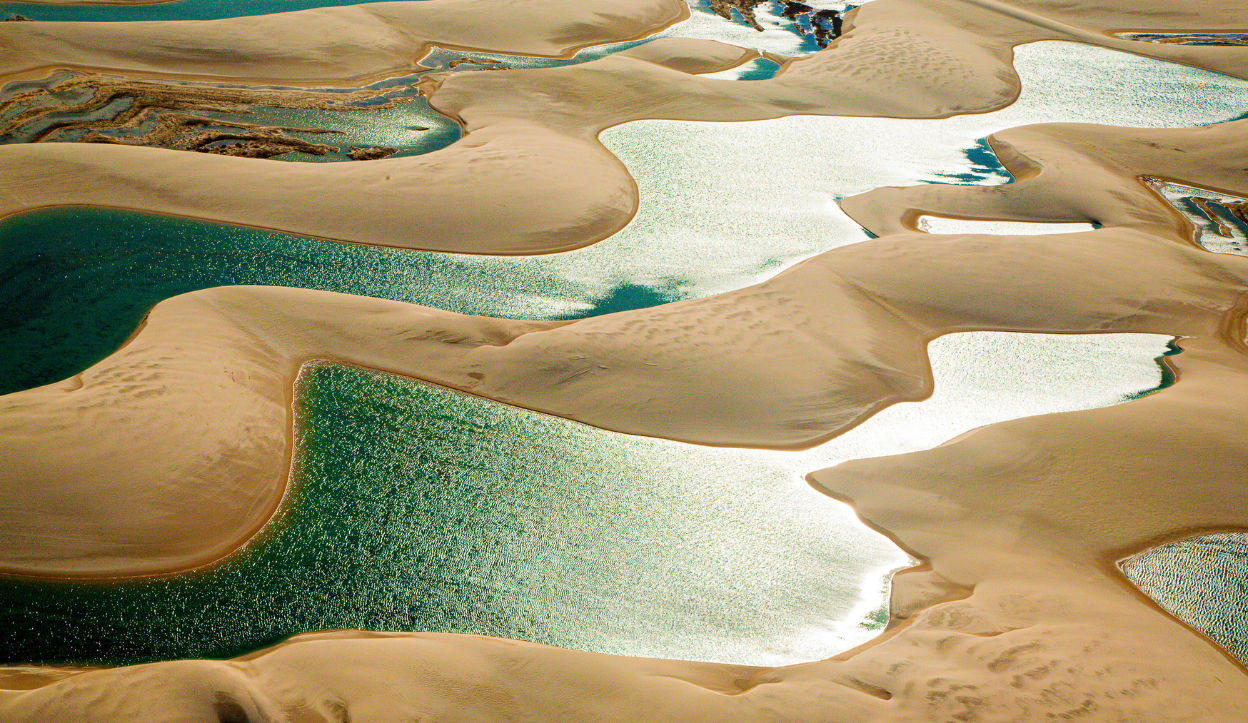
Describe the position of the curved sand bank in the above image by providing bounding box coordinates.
[0,0,692,83]
[6,326,1248,722]
[7,152,1248,722]
[2,0,1247,254]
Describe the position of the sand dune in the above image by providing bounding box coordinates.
[2,0,1247,255]
[4,117,1248,578]
[4,0,1248,720]
[0,0,692,83]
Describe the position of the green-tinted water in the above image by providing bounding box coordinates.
[0,330,1176,668]
[0,362,902,667]
[0,207,685,396]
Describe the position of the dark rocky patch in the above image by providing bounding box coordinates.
[709,0,769,31]
[0,72,416,159]
[709,1,850,48]
[348,146,400,161]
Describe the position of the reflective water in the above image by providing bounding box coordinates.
[0,0,419,22]
[0,16,1235,669]
[1143,178,1248,255]
[0,0,810,159]
[917,217,1097,235]
[0,0,838,54]
[1120,532,1248,664]
[0,69,462,162]
[586,40,1248,295]
[3,43,1245,396]
[0,331,1173,667]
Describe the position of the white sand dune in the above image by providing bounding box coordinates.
[3,0,1248,720]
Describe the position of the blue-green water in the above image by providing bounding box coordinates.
[0,0,421,23]
[0,70,465,163]
[0,206,692,397]
[0,327,1176,668]
[0,1,793,161]
[0,0,823,58]
[0,26,1241,672]
[0,361,904,667]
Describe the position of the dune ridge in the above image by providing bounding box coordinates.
[3,0,1248,720]
[2,0,1248,255]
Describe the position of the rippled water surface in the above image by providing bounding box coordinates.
[0,0,843,48]
[0,0,821,159]
[1121,533,1248,664]
[1144,178,1248,255]
[0,331,1173,667]
[0,3,1235,669]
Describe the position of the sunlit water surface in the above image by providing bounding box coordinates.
[0,1,840,158]
[917,217,1096,235]
[1,42,1243,395]
[0,331,1173,667]
[0,0,839,48]
[1144,178,1248,255]
[1121,533,1248,664]
[0,6,1236,669]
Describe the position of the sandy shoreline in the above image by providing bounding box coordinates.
[3,0,1248,720]
[1,0,1246,255]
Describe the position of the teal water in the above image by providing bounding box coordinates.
[0,329,1175,668]
[0,29,1236,671]
[0,361,905,667]
[0,0,422,23]
[0,70,464,163]
[1120,533,1248,664]
[0,0,823,57]
[0,207,690,397]
[0,1,793,161]
[6,42,1247,397]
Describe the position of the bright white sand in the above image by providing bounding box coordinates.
[3,0,1248,720]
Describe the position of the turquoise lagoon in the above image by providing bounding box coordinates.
[3,43,1246,394]
[0,331,1175,666]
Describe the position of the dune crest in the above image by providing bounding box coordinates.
[2,0,1246,255]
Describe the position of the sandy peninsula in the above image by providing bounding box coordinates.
[3,0,1248,720]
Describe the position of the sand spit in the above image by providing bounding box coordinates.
[1,0,1247,254]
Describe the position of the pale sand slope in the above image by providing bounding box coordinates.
[8,109,1248,722]
[2,0,1246,255]
[4,118,1248,579]
[0,0,692,83]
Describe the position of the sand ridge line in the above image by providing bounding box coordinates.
[0,0,1243,256]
